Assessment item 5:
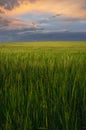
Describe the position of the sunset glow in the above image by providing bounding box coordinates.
[0,0,86,19]
[0,0,86,38]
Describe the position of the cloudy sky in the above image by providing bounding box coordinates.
[0,0,86,32]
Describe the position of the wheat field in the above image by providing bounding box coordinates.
[0,42,86,130]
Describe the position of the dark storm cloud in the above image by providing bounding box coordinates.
[0,0,34,11]
[0,17,9,25]
[0,0,23,10]
[0,16,41,31]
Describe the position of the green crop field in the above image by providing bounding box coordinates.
[0,42,86,130]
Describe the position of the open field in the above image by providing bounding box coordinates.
[0,42,86,130]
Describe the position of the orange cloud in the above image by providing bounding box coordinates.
[0,0,86,20]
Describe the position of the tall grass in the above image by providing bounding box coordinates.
[0,42,86,130]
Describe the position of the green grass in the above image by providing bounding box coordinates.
[0,42,86,130]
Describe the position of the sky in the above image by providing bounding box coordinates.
[0,0,86,32]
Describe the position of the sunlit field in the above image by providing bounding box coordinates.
[0,42,86,130]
